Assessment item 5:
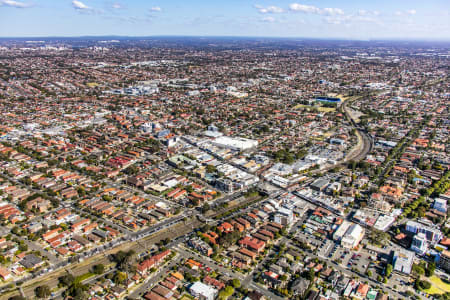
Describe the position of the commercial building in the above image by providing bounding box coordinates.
[406,219,443,244]
[373,215,395,232]
[274,207,293,226]
[189,281,218,300]
[433,198,447,213]
[410,233,428,255]
[438,250,450,273]
[333,220,351,241]
[310,178,330,192]
[341,223,365,249]
[212,136,258,151]
[215,178,234,193]
[392,249,415,275]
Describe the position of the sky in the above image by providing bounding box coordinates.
[0,0,449,40]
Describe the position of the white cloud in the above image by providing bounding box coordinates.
[289,3,344,16]
[289,3,321,14]
[323,8,385,27]
[358,9,380,17]
[105,15,154,24]
[72,0,90,10]
[261,16,276,23]
[358,9,367,16]
[112,3,122,9]
[325,16,342,25]
[395,9,416,16]
[254,5,284,14]
[149,6,161,12]
[322,7,344,16]
[0,0,30,8]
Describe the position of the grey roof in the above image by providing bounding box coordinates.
[20,254,43,268]
[291,278,310,295]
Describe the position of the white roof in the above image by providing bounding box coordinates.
[213,136,258,150]
[163,179,178,188]
[435,198,447,205]
[277,207,293,216]
[393,249,415,274]
[334,220,351,239]
[155,201,167,209]
[374,215,395,231]
[190,281,217,297]
[346,224,363,239]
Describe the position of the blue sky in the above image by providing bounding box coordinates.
[0,0,449,39]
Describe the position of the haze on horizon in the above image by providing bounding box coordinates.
[0,0,449,40]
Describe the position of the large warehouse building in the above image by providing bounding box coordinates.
[212,136,258,151]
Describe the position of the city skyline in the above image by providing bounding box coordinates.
[0,0,449,40]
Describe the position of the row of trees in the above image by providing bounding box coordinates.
[271,148,308,165]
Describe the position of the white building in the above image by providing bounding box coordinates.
[274,207,293,226]
[333,220,351,241]
[141,122,153,133]
[393,249,415,275]
[411,233,428,255]
[23,123,39,131]
[373,215,395,232]
[186,90,200,96]
[190,282,218,300]
[341,223,365,249]
[212,136,258,151]
[406,219,442,244]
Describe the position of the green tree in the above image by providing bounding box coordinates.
[18,243,28,252]
[92,264,105,275]
[58,274,75,286]
[231,278,241,288]
[206,165,217,173]
[202,203,211,213]
[415,279,431,290]
[35,285,51,298]
[219,286,234,299]
[385,264,393,278]
[426,262,435,277]
[303,268,315,281]
[114,271,127,284]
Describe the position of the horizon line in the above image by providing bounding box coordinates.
[0,35,449,43]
